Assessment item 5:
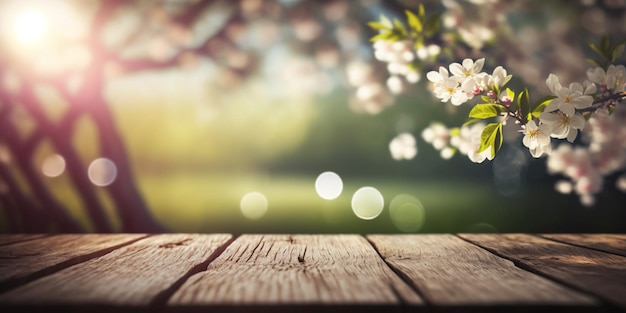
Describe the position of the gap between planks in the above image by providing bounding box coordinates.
[458,233,626,310]
[149,235,236,306]
[538,234,626,258]
[0,234,151,293]
[167,234,423,306]
[0,234,234,306]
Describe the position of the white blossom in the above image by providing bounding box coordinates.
[373,39,421,92]
[489,66,512,90]
[521,120,552,158]
[422,123,450,150]
[449,58,485,81]
[389,133,417,160]
[617,175,626,193]
[450,122,493,163]
[386,76,406,94]
[546,144,604,206]
[544,74,594,116]
[539,111,585,142]
[427,66,469,105]
[587,64,626,91]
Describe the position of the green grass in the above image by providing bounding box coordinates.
[138,171,497,233]
[6,168,625,234]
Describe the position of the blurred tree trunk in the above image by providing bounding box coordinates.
[0,0,165,232]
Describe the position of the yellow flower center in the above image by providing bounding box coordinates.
[528,128,540,138]
[558,112,571,126]
[564,95,571,103]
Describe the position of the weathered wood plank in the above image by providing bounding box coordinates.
[169,234,423,306]
[367,234,596,307]
[0,234,48,246]
[460,234,626,309]
[0,234,147,292]
[540,234,626,257]
[0,234,232,306]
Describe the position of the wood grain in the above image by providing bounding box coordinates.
[169,234,423,306]
[0,234,147,292]
[540,234,626,257]
[460,234,626,308]
[0,234,48,246]
[0,234,232,305]
[367,234,596,306]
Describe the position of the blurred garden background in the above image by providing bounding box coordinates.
[0,0,625,234]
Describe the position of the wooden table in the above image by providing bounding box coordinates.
[0,234,624,312]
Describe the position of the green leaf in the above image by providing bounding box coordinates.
[424,13,442,37]
[380,15,392,28]
[405,10,422,33]
[480,95,492,103]
[589,43,603,57]
[611,43,625,61]
[462,119,482,127]
[505,88,515,100]
[370,32,390,42]
[531,95,556,118]
[493,84,501,99]
[469,103,503,119]
[517,88,530,123]
[586,58,601,68]
[413,36,424,49]
[368,21,389,31]
[393,19,407,36]
[478,123,503,159]
[601,34,611,55]
[418,3,425,19]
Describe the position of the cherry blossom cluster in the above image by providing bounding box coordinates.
[547,102,626,206]
[367,4,626,207]
[525,64,625,159]
[422,57,626,205]
[373,39,421,94]
[421,122,493,163]
[345,61,393,114]
[389,133,418,161]
[426,58,512,106]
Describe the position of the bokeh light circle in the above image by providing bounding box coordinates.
[41,154,66,178]
[315,171,343,200]
[88,158,117,187]
[389,194,425,232]
[240,192,268,220]
[351,186,384,220]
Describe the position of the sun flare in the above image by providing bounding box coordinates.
[13,11,48,45]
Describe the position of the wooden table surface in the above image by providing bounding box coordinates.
[0,233,624,312]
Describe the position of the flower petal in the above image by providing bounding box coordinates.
[449,63,465,77]
[546,74,562,95]
[427,71,442,83]
[473,58,485,73]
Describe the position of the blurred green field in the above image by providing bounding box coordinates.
[133,171,625,234]
[139,172,493,233]
[6,163,626,234]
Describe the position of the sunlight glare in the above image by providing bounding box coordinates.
[13,11,48,45]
